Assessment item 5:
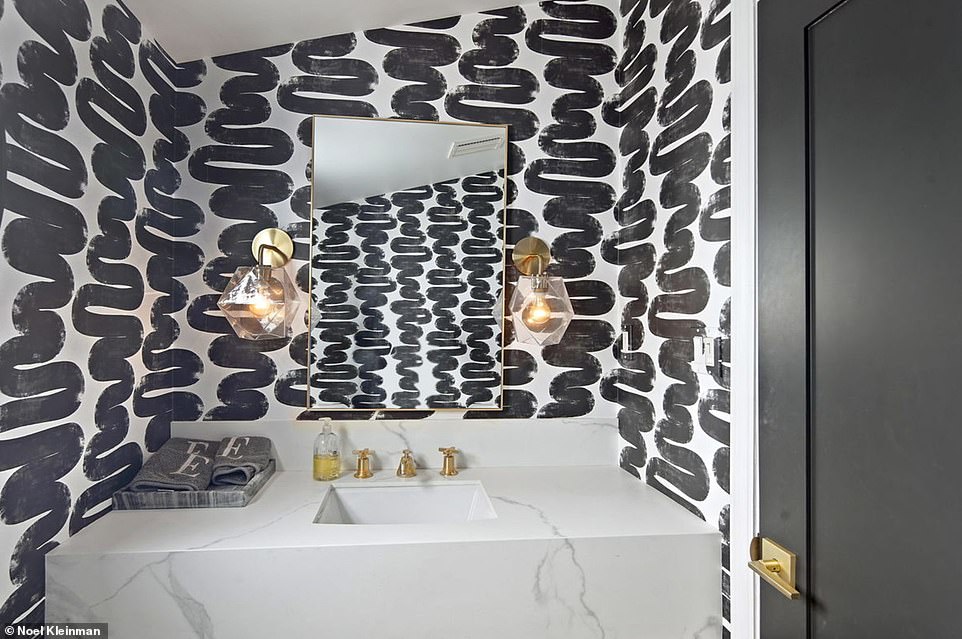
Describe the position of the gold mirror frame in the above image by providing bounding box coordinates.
[306,115,509,412]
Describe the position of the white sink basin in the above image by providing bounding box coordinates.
[314,482,498,525]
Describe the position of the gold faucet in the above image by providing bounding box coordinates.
[438,447,460,477]
[396,450,417,478]
[353,449,374,479]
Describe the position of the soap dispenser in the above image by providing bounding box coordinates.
[313,419,341,481]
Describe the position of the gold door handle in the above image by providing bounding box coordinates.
[749,537,801,600]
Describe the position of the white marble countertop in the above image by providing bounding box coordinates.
[50,467,718,558]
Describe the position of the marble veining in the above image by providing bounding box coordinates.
[188,501,321,552]
[692,617,726,639]
[155,562,214,639]
[89,554,174,610]
[47,467,721,638]
[495,496,606,638]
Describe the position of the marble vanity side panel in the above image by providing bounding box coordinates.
[46,535,721,639]
[605,0,733,629]
[172,418,619,470]
[172,0,625,422]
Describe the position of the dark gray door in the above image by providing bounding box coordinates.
[759,0,962,637]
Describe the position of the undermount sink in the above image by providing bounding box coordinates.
[314,482,498,525]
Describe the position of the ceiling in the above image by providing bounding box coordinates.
[312,118,506,208]
[124,0,515,63]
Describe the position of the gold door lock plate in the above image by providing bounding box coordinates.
[749,536,801,600]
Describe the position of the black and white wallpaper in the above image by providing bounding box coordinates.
[310,172,504,410]
[180,6,624,423]
[0,0,731,625]
[604,0,732,628]
[0,0,206,621]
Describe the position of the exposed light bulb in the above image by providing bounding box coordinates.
[217,229,300,340]
[521,294,552,329]
[249,290,274,318]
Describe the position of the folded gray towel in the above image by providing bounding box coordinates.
[211,436,273,486]
[128,438,218,492]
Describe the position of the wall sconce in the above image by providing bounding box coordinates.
[217,228,300,340]
[508,236,573,346]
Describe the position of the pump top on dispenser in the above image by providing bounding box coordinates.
[313,419,340,481]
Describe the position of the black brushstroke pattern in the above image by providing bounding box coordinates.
[702,0,731,293]
[542,284,617,417]
[275,172,313,410]
[647,340,709,518]
[525,1,617,278]
[701,0,730,83]
[702,1,733,626]
[0,0,735,621]
[701,0,732,537]
[276,332,311,407]
[353,196,397,408]
[365,18,460,120]
[69,2,145,532]
[308,174,502,410]
[705,297,731,498]
[388,186,433,408]
[647,0,712,339]
[277,34,379,145]
[702,21,734,630]
[425,180,467,407]
[134,43,207,450]
[460,172,503,407]
[700,388,729,450]
[604,250,657,476]
[0,0,90,622]
[276,35,378,410]
[644,0,714,518]
[446,7,539,169]
[497,178,540,415]
[444,9,541,416]
[447,11,536,313]
[311,202,361,407]
[187,46,295,420]
[466,350,538,419]
[601,0,659,474]
[704,94,730,286]
[525,0,618,417]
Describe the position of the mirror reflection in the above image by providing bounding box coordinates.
[308,116,507,411]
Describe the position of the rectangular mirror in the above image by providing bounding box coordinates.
[308,116,507,411]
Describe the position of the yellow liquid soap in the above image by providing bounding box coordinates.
[313,454,341,481]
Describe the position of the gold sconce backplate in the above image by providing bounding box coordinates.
[251,228,294,268]
[512,236,551,276]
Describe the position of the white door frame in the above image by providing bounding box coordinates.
[730,0,759,637]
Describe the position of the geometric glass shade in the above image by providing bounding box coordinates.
[508,274,573,346]
[217,265,301,340]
